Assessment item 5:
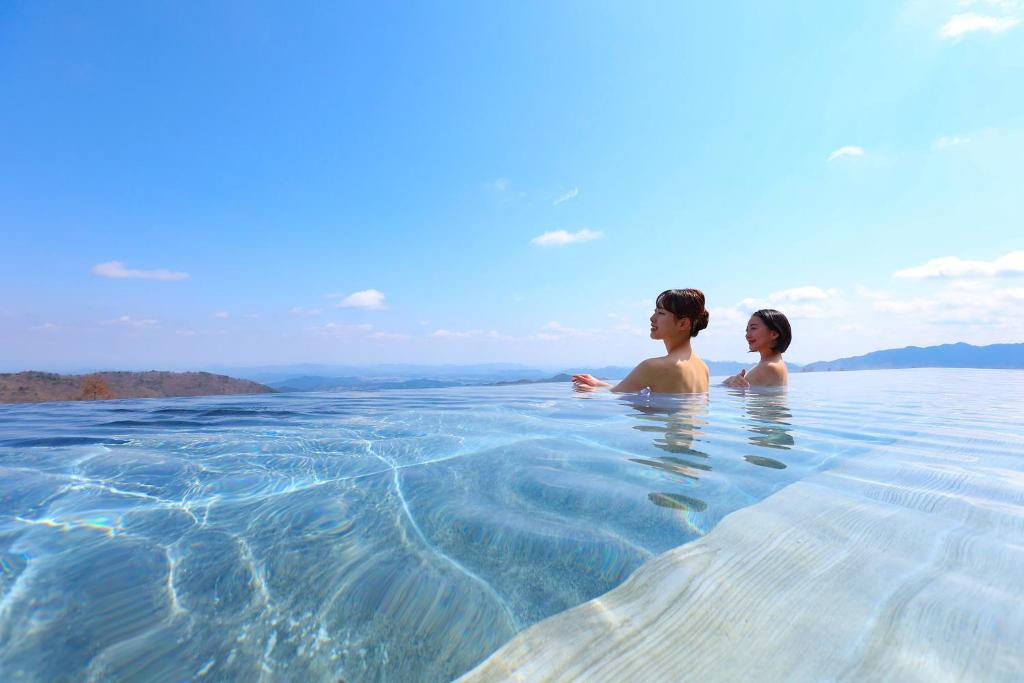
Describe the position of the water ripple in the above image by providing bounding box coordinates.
[0,370,1021,681]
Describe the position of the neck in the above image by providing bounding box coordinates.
[759,349,780,362]
[664,337,692,355]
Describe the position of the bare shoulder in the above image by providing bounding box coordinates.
[641,356,670,370]
[747,359,787,386]
[611,357,661,392]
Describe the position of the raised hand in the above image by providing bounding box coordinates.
[723,369,750,388]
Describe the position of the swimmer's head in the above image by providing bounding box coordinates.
[655,289,710,338]
[751,309,792,353]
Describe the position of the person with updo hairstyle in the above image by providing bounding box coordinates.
[723,308,791,388]
[573,288,710,394]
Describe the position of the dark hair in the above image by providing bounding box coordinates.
[753,309,792,353]
[656,288,710,337]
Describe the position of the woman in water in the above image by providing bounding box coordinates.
[572,288,710,394]
[722,308,791,388]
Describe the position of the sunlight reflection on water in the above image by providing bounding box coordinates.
[1,370,1020,681]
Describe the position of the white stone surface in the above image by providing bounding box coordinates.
[459,435,1024,682]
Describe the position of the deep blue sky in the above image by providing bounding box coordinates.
[2,1,1022,370]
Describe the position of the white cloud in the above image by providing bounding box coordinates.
[553,187,579,205]
[289,307,323,317]
[540,321,592,337]
[332,289,386,310]
[894,251,1024,279]
[212,310,230,319]
[768,286,837,303]
[941,13,1020,38]
[371,331,410,340]
[317,322,373,337]
[430,329,482,338]
[721,286,844,322]
[530,229,602,247]
[31,323,62,332]
[108,315,158,327]
[827,146,865,161]
[934,135,970,148]
[856,286,892,301]
[492,177,510,192]
[872,298,937,315]
[92,261,190,281]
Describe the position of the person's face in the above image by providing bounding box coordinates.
[746,315,779,353]
[650,307,689,340]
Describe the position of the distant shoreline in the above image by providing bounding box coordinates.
[0,371,275,405]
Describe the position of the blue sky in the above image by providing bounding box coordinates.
[2,1,1022,371]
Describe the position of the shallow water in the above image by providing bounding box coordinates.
[0,370,1020,681]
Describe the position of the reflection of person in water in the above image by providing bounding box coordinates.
[621,394,711,512]
[741,390,794,469]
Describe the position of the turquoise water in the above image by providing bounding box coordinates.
[1,370,1021,681]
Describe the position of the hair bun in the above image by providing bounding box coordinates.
[655,288,709,338]
[696,309,710,333]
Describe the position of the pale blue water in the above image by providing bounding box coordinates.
[1,370,1021,681]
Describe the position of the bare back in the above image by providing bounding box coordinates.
[614,351,710,394]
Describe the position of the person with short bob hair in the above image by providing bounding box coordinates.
[573,288,710,394]
[723,308,791,388]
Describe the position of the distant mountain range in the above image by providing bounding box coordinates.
[254,344,1023,392]
[263,361,754,392]
[799,342,1024,372]
[5,343,1019,402]
[0,371,274,404]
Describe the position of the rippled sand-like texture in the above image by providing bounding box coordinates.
[1,382,844,682]
[460,428,1024,682]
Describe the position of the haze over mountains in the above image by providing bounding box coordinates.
[2,343,1020,403]
[226,343,1024,392]
[799,342,1024,372]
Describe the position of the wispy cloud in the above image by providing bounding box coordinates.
[827,146,865,161]
[934,135,970,148]
[330,289,386,310]
[941,13,1020,38]
[767,286,841,303]
[492,177,510,192]
[92,261,190,281]
[431,328,482,338]
[316,322,374,337]
[724,286,843,321]
[289,307,323,317]
[31,322,63,332]
[212,310,229,319]
[107,315,158,327]
[553,187,579,205]
[894,250,1024,279]
[530,228,602,247]
[539,321,592,338]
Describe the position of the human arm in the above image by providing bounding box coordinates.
[572,374,611,392]
[608,359,657,393]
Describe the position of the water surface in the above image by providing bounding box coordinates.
[1,370,1019,681]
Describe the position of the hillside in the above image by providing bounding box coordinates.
[0,371,275,404]
[801,342,1024,372]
